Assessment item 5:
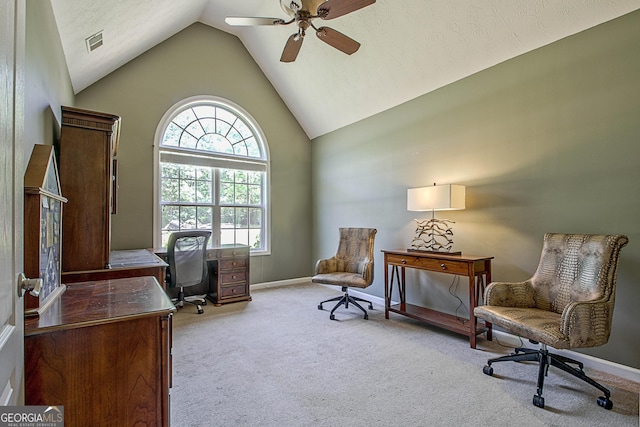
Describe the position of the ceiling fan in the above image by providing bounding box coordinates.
[225,0,376,62]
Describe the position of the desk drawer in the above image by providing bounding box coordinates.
[220,284,247,299]
[219,247,249,259]
[386,254,468,275]
[220,258,247,270]
[220,270,246,285]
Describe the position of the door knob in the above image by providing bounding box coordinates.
[18,273,43,298]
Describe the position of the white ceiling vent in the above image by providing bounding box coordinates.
[85,31,103,52]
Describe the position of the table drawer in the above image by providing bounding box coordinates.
[386,253,468,275]
[220,284,247,299]
[220,270,246,285]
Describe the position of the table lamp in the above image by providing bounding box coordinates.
[407,183,465,254]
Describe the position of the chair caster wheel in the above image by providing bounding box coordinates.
[318,304,323,310]
[201,299,207,306]
[597,396,613,410]
[482,365,493,376]
[196,305,204,314]
[364,314,369,320]
[329,314,335,320]
[533,395,545,408]
[368,304,373,310]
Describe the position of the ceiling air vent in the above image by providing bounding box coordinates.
[85,31,103,52]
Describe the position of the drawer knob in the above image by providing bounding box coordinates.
[232,275,237,279]
[401,259,406,264]
[441,263,446,270]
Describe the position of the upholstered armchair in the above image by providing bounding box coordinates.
[313,228,377,320]
[474,233,628,410]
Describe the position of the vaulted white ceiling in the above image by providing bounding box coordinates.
[50,0,640,139]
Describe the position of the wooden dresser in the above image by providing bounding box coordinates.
[25,276,175,427]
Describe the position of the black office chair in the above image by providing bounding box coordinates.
[167,231,211,314]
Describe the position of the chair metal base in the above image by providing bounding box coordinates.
[482,343,613,410]
[317,286,373,320]
[175,288,206,314]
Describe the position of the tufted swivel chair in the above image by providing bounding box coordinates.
[313,228,377,320]
[474,233,628,410]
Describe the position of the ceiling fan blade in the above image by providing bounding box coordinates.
[316,27,360,55]
[280,33,304,62]
[318,0,376,20]
[225,17,284,26]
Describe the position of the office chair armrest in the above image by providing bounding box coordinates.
[561,300,614,348]
[484,281,535,307]
[315,257,338,274]
[359,259,373,283]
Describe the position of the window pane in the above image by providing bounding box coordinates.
[220,182,234,204]
[216,119,231,137]
[249,208,262,227]
[235,229,249,245]
[245,137,261,157]
[235,207,248,227]
[161,206,180,231]
[235,184,248,204]
[196,207,212,229]
[233,142,248,157]
[162,163,180,179]
[249,185,261,205]
[249,229,261,249]
[180,206,196,229]
[173,109,196,128]
[221,207,234,229]
[192,105,216,119]
[179,131,198,149]
[162,123,182,147]
[162,178,179,202]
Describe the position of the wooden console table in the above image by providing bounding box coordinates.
[25,276,175,427]
[382,249,493,348]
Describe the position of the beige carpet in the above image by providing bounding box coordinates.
[170,283,639,426]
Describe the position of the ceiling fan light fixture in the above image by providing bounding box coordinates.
[228,0,376,62]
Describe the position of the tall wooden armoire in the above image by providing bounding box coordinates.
[58,106,121,272]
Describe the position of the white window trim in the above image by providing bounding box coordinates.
[153,95,271,255]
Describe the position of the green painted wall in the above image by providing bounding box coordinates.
[312,10,640,368]
[23,0,74,169]
[75,23,312,284]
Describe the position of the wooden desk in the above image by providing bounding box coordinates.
[25,276,175,427]
[382,249,493,348]
[154,244,251,306]
[61,249,167,285]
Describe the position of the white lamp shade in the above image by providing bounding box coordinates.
[407,184,466,211]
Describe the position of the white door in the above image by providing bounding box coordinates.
[0,0,26,406]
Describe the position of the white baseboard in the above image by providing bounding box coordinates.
[251,277,312,290]
[252,278,640,383]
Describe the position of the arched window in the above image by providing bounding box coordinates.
[154,96,270,253]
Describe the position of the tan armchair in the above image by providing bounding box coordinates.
[474,233,628,410]
[313,228,377,320]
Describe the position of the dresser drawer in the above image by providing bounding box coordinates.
[386,253,468,275]
[220,284,247,299]
[220,270,246,285]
